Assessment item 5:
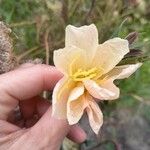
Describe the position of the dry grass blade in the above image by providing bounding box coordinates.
[17,46,41,62]
[10,21,36,28]
[131,94,150,106]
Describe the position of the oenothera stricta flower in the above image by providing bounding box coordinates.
[52,24,142,134]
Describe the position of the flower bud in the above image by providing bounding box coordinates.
[125,31,138,45]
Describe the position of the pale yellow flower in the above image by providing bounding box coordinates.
[52,24,142,134]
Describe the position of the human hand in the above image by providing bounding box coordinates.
[0,64,86,150]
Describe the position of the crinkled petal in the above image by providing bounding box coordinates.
[68,84,85,102]
[94,63,142,101]
[52,77,75,119]
[54,46,86,75]
[99,79,120,100]
[91,38,129,75]
[84,79,116,100]
[104,63,142,80]
[65,24,98,62]
[67,92,87,125]
[86,95,103,134]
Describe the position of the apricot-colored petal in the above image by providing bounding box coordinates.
[84,80,116,100]
[67,94,87,125]
[54,46,86,75]
[86,95,103,134]
[94,63,142,101]
[68,84,84,102]
[106,63,142,80]
[91,38,129,75]
[66,24,98,62]
[52,77,75,119]
[99,79,120,100]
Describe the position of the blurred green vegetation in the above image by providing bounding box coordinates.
[0,0,150,149]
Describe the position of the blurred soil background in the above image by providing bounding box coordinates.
[0,0,150,150]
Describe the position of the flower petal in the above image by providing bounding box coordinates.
[86,95,103,134]
[68,84,85,102]
[65,24,98,61]
[99,79,120,100]
[91,38,129,75]
[104,63,142,80]
[67,93,87,125]
[52,77,75,119]
[84,79,116,100]
[93,63,142,101]
[54,46,86,75]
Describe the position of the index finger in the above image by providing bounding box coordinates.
[0,64,63,120]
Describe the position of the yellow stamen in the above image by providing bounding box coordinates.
[71,67,99,81]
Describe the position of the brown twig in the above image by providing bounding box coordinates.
[44,28,51,65]
[83,0,96,24]
[43,28,51,99]
[61,0,68,24]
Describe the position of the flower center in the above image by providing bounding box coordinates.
[71,67,98,81]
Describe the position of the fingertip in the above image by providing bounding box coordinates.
[0,64,63,100]
[30,64,64,91]
[67,124,87,143]
[42,65,64,89]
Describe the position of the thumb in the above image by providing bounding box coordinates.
[30,107,70,150]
